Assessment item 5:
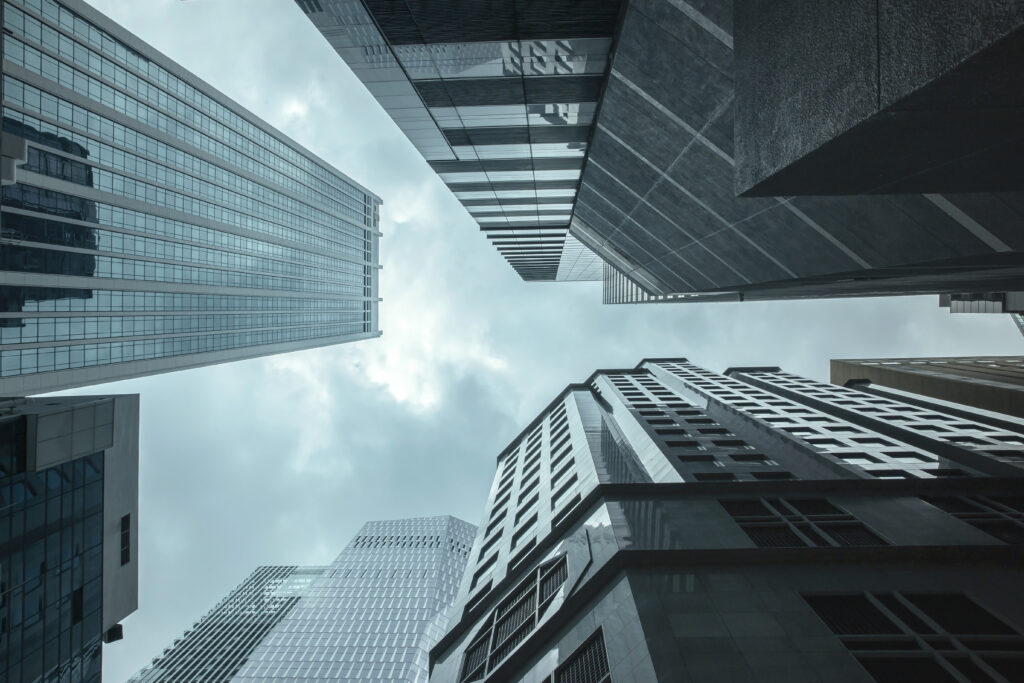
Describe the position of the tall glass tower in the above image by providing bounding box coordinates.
[429,358,1024,682]
[130,515,476,683]
[1,0,381,395]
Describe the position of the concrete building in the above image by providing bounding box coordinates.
[1,0,382,395]
[0,394,139,683]
[131,516,476,683]
[427,358,1024,683]
[832,355,1024,421]
[297,0,1024,306]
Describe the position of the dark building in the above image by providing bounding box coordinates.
[1,0,382,395]
[0,394,139,683]
[832,355,1024,421]
[131,516,476,683]
[297,0,1024,306]
[427,358,1024,683]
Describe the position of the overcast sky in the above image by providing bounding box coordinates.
[45,1,1024,679]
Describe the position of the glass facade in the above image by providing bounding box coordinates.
[296,0,609,281]
[0,394,138,683]
[233,516,475,682]
[131,516,475,683]
[128,565,328,683]
[1,0,382,394]
[428,358,1024,683]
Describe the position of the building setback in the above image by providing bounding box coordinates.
[0,394,139,683]
[297,0,1024,305]
[427,358,1024,683]
[832,355,1024,421]
[131,516,476,683]
[1,0,382,395]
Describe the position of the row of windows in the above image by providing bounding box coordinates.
[0,84,367,236]
[5,0,372,209]
[1,244,366,296]
[0,311,367,345]
[4,203,367,281]
[1,110,369,258]
[0,321,366,376]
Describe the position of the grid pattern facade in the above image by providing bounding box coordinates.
[831,356,1024,420]
[0,394,137,683]
[296,0,612,281]
[429,357,1024,683]
[129,565,326,683]
[232,516,475,682]
[1,0,382,394]
[0,423,104,683]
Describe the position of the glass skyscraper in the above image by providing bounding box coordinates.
[429,358,1024,682]
[296,0,609,282]
[1,0,382,395]
[131,515,476,683]
[0,394,139,683]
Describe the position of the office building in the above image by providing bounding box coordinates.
[428,358,1024,682]
[1,0,382,395]
[832,355,1024,421]
[298,0,1024,305]
[131,515,476,682]
[294,0,611,282]
[939,293,1024,339]
[0,394,139,683]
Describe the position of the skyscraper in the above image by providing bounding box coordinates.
[298,0,1024,305]
[1,0,382,395]
[131,516,476,683]
[295,0,612,282]
[428,358,1024,682]
[0,394,139,683]
[832,355,1024,420]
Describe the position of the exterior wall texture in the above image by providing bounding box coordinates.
[295,0,609,282]
[1,0,382,394]
[831,355,1024,420]
[131,516,476,683]
[428,358,1024,683]
[306,0,1024,303]
[0,394,139,683]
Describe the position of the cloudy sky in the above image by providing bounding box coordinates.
[46,0,1024,679]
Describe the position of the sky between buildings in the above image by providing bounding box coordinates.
[44,1,1024,679]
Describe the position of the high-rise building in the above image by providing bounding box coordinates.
[0,394,139,683]
[298,0,1024,305]
[294,0,612,282]
[832,355,1024,421]
[131,516,476,683]
[428,358,1024,683]
[1,0,382,395]
[938,293,1024,340]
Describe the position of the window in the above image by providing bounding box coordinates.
[922,496,1024,544]
[722,498,886,547]
[693,472,735,481]
[460,555,570,682]
[751,471,796,480]
[804,592,1023,683]
[554,629,611,683]
[120,513,130,565]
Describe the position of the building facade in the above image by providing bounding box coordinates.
[0,394,139,683]
[1,0,382,395]
[428,358,1024,683]
[295,0,610,282]
[832,355,1024,421]
[298,0,1024,305]
[132,515,476,683]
